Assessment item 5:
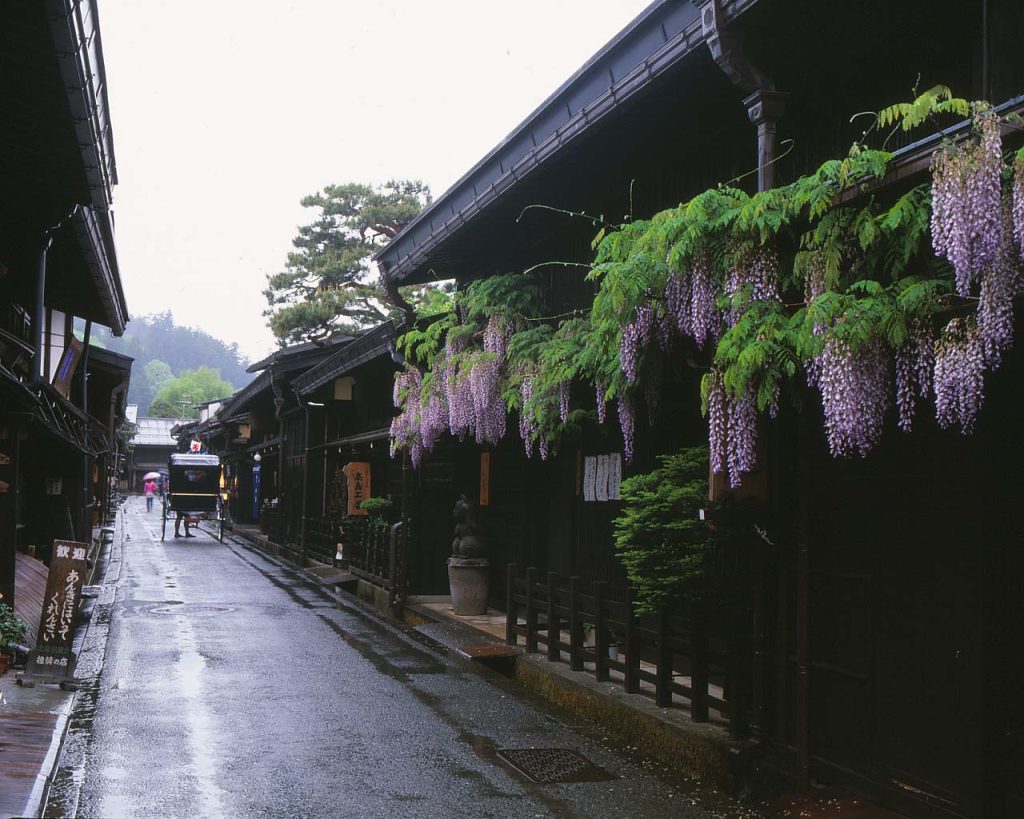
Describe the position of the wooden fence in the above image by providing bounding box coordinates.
[506,564,752,737]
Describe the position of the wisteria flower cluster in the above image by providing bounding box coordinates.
[619,304,653,384]
[388,98,1024,480]
[816,335,890,458]
[931,104,1003,297]
[706,370,757,488]
[724,245,780,327]
[934,318,985,434]
[1013,153,1024,259]
[666,249,718,348]
[894,321,934,433]
[976,199,1022,369]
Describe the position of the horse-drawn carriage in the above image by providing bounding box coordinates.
[161,453,225,542]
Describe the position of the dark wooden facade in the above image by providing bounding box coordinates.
[373,1,1024,815]
[0,0,131,604]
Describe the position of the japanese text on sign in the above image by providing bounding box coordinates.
[342,462,371,516]
[582,454,622,503]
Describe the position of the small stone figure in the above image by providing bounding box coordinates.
[451,494,485,558]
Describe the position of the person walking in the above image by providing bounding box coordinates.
[144,478,157,513]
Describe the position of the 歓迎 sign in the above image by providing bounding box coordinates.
[21,539,89,684]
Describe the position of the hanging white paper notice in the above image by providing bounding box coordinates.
[596,454,609,501]
[608,453,622,500]
[583,456,597,502]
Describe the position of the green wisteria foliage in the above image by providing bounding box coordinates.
[390,88,1024,487]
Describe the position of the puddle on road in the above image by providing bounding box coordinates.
[172,614,228,817]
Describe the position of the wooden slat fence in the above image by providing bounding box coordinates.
[338,516,392,587]
[506,563,751,736]
[303,515,340,563]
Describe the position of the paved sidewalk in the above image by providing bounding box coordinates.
[0,683,74,819]
[0,513,123,819]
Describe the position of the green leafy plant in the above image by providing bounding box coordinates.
[358,497,394,519]
[0,602,28,649]
[390,86,1020,484]
[612,446,719,615]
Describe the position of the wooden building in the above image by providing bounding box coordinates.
[0,0,131,604]
[127,417,178,489]
[373,1,1024,815]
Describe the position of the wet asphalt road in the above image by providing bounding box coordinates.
[46,498,712,819]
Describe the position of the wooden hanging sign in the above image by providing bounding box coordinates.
[342,462,371,515]
[479,452,490,506]
[18,539,89,688]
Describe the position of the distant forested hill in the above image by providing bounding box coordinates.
[93,312,251,414]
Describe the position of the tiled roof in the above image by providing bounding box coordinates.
[130,417,178,447]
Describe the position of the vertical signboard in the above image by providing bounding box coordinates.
[582,453,623,503]
[252,463,261,520]
[479,452,490,506]
[583,456,597,502]
[595,455,609,502]
[343,462,371,515]
[608,453,622,500]
[21,539,89,685]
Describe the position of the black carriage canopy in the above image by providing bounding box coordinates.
[166,453,222,512]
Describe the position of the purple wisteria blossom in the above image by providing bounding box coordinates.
[934,318,985,434]
[931,105,1003,297]
[817,335,890,457]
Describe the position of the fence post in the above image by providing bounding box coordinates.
[506,563,518,645]
[624,585,639,694]
[594,580,609,681]
[569,575,583,671]
[656,608,673,707]
[525,566,538,654]
[691,607,709,722]
[547,572,559,661]
[728,599,751,739]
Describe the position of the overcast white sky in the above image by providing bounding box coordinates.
[101,0,652,361]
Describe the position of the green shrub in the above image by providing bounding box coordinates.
[0,602,28,648]
[613,446,718,615]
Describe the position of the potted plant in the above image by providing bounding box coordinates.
[0,602,28,674]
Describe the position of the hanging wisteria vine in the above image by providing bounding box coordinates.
[390,87,1024,487]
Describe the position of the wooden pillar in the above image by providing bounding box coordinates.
[525,566,538,653]
[594,581,609,681]
[505,563,518,645]
[624,585,639,694]
[569,575,583,671]
[546,572,559,661]
[796,415,812,789]
[655,608,673,708]
[691,608,710,722]
[0,416,25,607]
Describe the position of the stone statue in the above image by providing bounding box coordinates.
[451,494,485,558]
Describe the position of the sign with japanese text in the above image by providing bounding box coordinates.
[479,452,490,506]
[582,454,623,503]
[23,539,89,683]
[343,462,371,516]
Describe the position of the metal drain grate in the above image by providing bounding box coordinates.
[496,748,613,783]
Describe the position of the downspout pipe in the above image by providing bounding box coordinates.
[81,319,92,541]
[33,238,54,387]
[33,205,81,387]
